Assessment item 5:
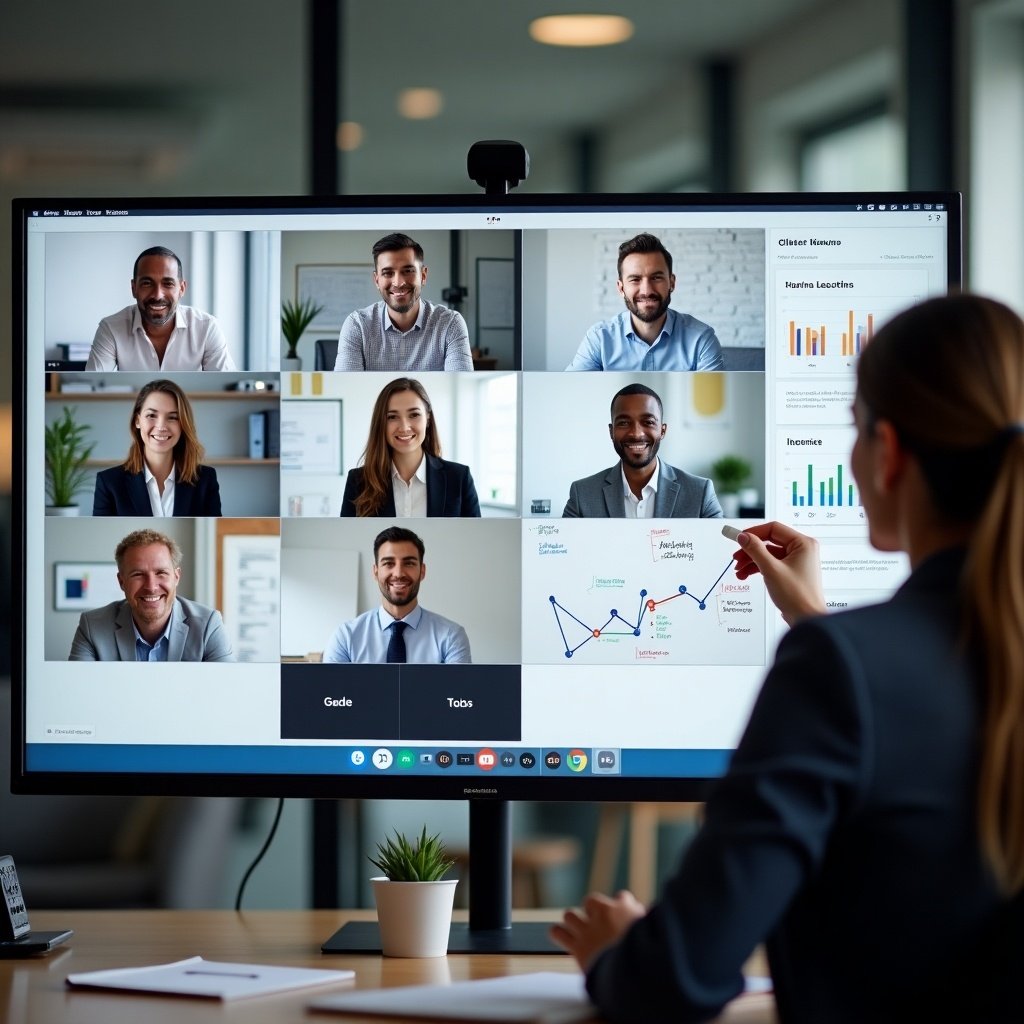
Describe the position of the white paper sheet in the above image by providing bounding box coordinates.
[309,971,595,1023]
[66,955,354,1001]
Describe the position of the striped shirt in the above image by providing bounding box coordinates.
[334,300,474,371]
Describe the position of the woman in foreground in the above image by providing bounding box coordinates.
[93,378,221,516]
[340,377,480,517]
[552,294,1024,1022]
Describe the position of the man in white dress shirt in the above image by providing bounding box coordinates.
[86,247,236,371]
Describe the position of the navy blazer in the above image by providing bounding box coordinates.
[92,464,222,516]
[585,548,1023,1023]
[340,454,480,517]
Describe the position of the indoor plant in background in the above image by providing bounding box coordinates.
[711,454,752,519]
[44,406,95,516]
[280,297,324,371]
[369,826,458,957]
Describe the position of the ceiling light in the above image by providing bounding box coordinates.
[529,14,634,47]
[397,89,443,120]
[336,121,364,151]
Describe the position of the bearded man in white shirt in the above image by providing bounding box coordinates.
[86,247,236,371]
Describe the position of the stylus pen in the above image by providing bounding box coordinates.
[184,970,260,978]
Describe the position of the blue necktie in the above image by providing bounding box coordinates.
[386,621,408,663]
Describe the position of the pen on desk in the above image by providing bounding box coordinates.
[184,969,260,978]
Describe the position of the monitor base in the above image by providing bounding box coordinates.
[321,921,564,955]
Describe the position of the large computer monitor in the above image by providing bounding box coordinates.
[11,191,961,949]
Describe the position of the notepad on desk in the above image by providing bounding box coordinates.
[66,955,354,1001]
[308,971,596,1023]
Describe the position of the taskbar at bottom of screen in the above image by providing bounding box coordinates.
[25,743,731,778]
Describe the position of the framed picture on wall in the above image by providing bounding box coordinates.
[279,400,343,474]
[53,562,122,611]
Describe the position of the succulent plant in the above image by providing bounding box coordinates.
[369,826,455,882]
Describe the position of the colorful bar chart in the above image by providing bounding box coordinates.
[789,462,860,508]
[788,310,875,358]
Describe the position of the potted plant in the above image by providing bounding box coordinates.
[711,454,752,519]
[44,406,95,516]
[369,826,458,957]
[280,297,324,371]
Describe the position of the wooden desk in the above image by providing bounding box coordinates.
[3,910,773,1023]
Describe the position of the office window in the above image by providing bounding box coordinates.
[800,108,905,192]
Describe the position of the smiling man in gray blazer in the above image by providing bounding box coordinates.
[563,383,722,519]
[68,528,234,662]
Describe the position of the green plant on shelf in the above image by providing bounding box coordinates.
[44,406,95,508]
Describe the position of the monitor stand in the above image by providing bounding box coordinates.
[321,800,563,954]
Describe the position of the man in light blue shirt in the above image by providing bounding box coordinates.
[323,526,471,664]
[567,233,724,372]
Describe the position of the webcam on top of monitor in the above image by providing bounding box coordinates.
[467,140,530,194]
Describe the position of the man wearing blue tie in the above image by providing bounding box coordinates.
[322,526,471,664]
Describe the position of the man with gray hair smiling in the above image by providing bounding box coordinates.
[68,528,234,662]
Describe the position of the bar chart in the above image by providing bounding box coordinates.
[777,428,863,526]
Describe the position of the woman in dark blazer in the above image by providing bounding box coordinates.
[340,377,480,517]
[552,295,1024,1023]
[93,379,221,516]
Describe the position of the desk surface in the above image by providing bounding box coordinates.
[3,910,773,1023]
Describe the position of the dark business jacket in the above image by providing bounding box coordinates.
[339,454,481,517]
[586,548,1023,1024]
[92,464,222,516]
[562,460,722,518]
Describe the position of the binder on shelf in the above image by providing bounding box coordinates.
[263,408,280,459]
[248,409,280,460]
[248,412,266,459]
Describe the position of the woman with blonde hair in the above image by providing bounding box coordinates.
[340,377,480,517]
[93,378,221,515]
[553,294,1024,1022]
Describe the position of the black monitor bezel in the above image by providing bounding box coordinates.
[10,190,963,802]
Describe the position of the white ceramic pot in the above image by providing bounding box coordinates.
[371,876,458,958]
[45,505,80,517]
[281,356,302,371]
[719,492,741,518]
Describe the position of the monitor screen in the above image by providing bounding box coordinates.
[11,192,961,806]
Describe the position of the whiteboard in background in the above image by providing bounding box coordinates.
[281,548,359,659]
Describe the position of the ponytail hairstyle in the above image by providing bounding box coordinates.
[354,378,442,517]
[124,379,205,486]
[856,293,1024,893]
